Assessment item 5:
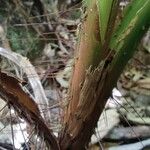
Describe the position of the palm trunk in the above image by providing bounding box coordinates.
[59,0,150,149]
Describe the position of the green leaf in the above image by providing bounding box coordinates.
[110,0,150,51]
[96,0,119,44]
[109,0,150,83]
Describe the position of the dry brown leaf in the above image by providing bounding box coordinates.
[0,71,60,150]
[0,71,40,115]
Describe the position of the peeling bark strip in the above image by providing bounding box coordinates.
[59,62,112,149]
[0,71,60,150]
[63,0,103,128]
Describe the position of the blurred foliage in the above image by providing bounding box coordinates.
[7,27,43,59]
[0,0,81,60]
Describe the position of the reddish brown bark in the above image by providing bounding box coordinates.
[58,1,104,149]
[59,1,119,149]
[64,0,102,123]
